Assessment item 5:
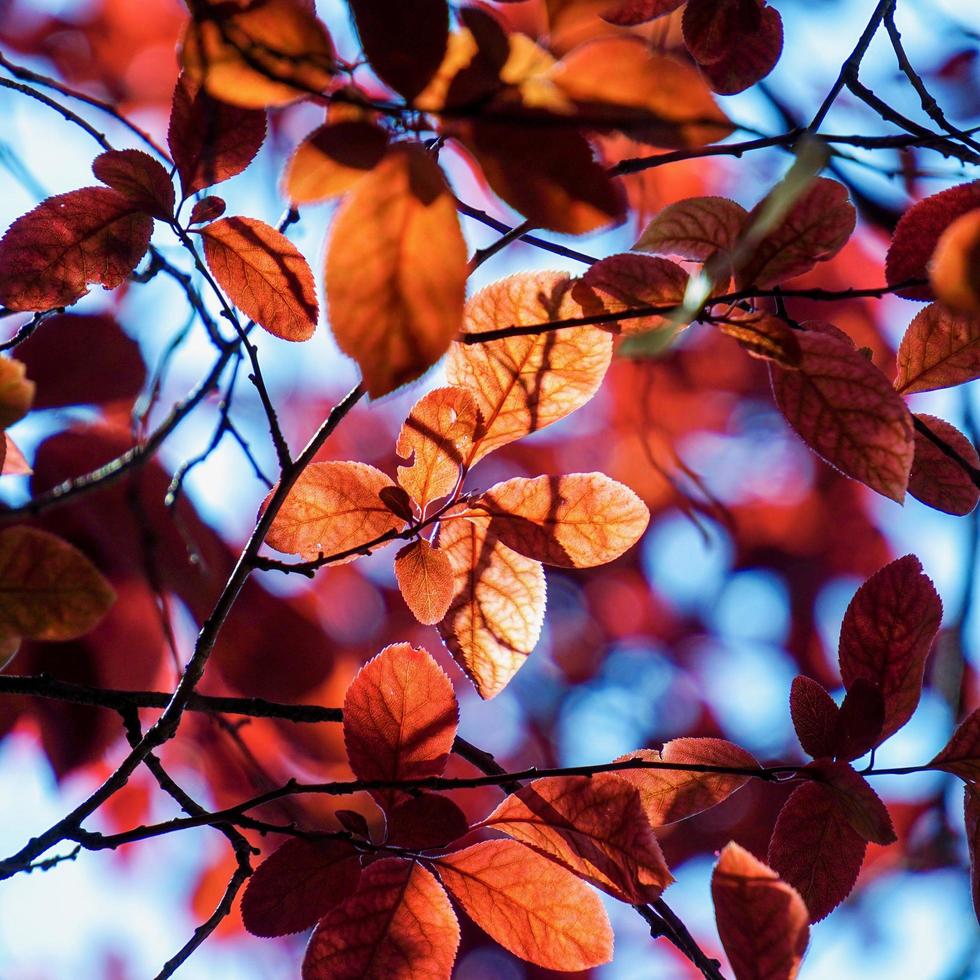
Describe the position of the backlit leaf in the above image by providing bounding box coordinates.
[394,539,455,626]
[471,473,650,568]
[386,794,469,850]
[894,302,980,394]
[241,838,361,937]
[602,0,686,26]
[908,414,980,516]
[435,840,613,971]
[396,386,479,509]
[930,707,980,781]
[201,216,318,341]
[806,761,895,845]
[436,514,546,699]
[284,120,389,205]
[634,196,748,261]
[303,859,459,980]
[769,330,914,502]
[326,144,467,397]
[838,555,942,742]
[188,196,227,225]
[343,643,458,811]
[717,311,803,367]
[0,357,35,429]
[168,73,267,196]
[615,737,760,825]
[92,149,175,220]
[930,209,980,312]
[767,781,867,921]
[1,436,30,477]
[789,675,840,760]
[712,842,809,980]
[834,679,885,762]
[0,526,115,644]
[0,188,153,312]
[265,461,404,560]
[447,272,612,465]
[482,773,674,903]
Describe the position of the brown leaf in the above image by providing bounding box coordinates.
[188,196,227,225]
[92,149,175,220]
[718,311,803,367]
[894,302,980,394]
[908,413,980,516]
[394,539,455,626]
[634,196,748,261]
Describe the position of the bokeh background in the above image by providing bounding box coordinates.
[0,0,978,976]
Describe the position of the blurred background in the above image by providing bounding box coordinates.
[0,0,978,976]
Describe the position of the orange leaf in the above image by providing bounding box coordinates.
[0,357,35,429]
[394,539,455,626]
[736,178,856,289]
[386,794,469,850]
[167,73,267,196]
[930,706,980,781]
[769,330,914,501]
[0,526,115,646]
[180,0,335,109]
[711,842,809,980]
[92,149,175,220]
[930,208,980,312]
[634,196,748,261]
[615,737,760,825]
[241,838,361,937]
[767,780,867,921]
[602,0,686,26]
[472,473,649,568]
[1,435,31,477]
[343,643,458,811]
[0,188,153,312]
[284,120,389,205]
[303,859,460,980]
[894,302,980,394]
[481,773,674,903]
[838,555,942,742]
[552,37,733,149]
[265,461,404,560]
[188,196,226,225]
[805,761,895,845]
[447,272,612,466]
[435,840,613,970]
[908,413,980,516]
[200,216,317,341]
[326,144,467,397]
[396,386,479,509]
[717,311,802,367]
[436,514,545,699]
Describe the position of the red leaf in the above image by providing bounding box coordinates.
[770,330,914,502]
[394,539,455,626]
[386,794,469,850]
[965,786,980,926]
[835,679,885,762]
[303,859,460,979]
[789,675,840,760]
[602,0,686,26]
[894,302,980,394]
[343,643,459,811]
[241,838,361,937]
[634,196,748,262]
[350,0,448,100]
[838,555,942,742]
[930,707,980,781]
[188,196,227,225]
[886,180,980,300]
[805,761,896,845]
[767,781,867,921]
[201,216,318,341]
[481,773,674,903]
[908,414,980,515]
[0,188,153,312]
[168,73,267,197]
[711,842,810,980]
[717,311,803,367]
[92,149,175,220]
[435,840,613,970]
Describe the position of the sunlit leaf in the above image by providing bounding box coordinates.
[717,311,802,367]
[1,435,30,477]
[92,149,175,220]
[908,413,980,516]
[188,196,226,225]
[633,196,748,261]
[894,302,980,394]
[0,357,35,429]
[394,539,455,626]
[602,0,686,26]
[930,208,980,312]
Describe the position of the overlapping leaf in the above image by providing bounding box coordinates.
[634,196,748,261]
[789,675,840,760]
[805,761,895,845]
[0,358,35,429]
[91,149,175,220]
[894,302,980,394]
[908,414,980,515]
[930,707,980,781]
[717,311,802,367]
[930,209,980,312]
[394,539,455,626]
[386,794,469,851]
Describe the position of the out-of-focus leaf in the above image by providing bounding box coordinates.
[0,357,34,428]
[930,208,980,312]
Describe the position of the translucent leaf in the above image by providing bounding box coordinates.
[908,414,980,516]
[634,196,748,261]
[0,357,35,429]
[930,706,980,781]
[789,675,840,760]
[92,149,175,220]
[805,760,896,845]
[894,302,980,394]
[930,208,980,312]
[394,539,455,626]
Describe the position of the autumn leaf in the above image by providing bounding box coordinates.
[188,197,226,225]
[481,773,674,903]
[303,859,460,980]
[180,0,335,109]
[712,842,809,980]
[838,555,942,742]
[894,302,980,394]
[965,787,980,925]
[436,514,546,699]
[736,178,856,289]
[834,679,885,763]
[395,386,479,509]
[343,643,458,811]
[1,435,30,477]
[168,74,267,197]
[265,461,404,560]
[470,473,650,568]
[394,539,455,626]
[805,761,895,845]
[769,330,914,502]
[615,737,760,825]
[929,706,980,781]
[908,414,980,516]
[283,120,389,205]
[602,0,686,26]
[447,272,612,466]
[0,188,153,312]
[930,209,980,312]
[886,180,980,300]
[241,838,361,937]
[0,358,35,429]
[386,794,469,850]
[789,675,840,760]
[717,311,803,367]
[435,840,614,970]
[767,780,867,921]
[200,216,318,341]
[326,144,467,398]
[634,196,748,261]
[0,526,115,647]
[92,149,175,220]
